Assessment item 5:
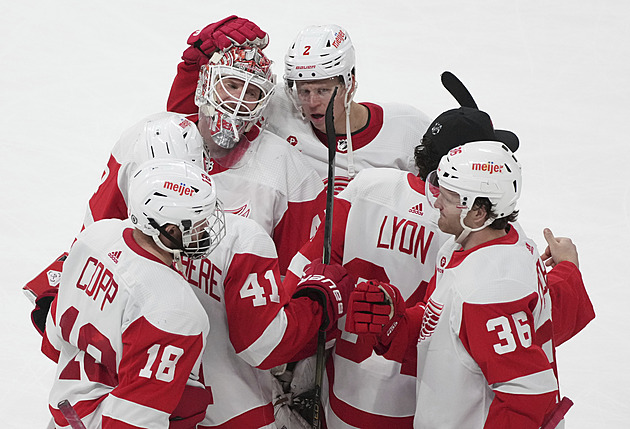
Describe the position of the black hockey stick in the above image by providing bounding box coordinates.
[441,71,478,109]
[58,399,87,429]
[310,86,338,429]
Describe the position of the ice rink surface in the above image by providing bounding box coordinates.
[1,0,628,426]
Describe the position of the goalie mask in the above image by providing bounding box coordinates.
[128,159,226,268]
[425,141,522,242]
[195,46,276,152]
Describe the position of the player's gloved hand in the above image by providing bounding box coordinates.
[169,383,212,429]
[293,260,355,330]
[182,15,269,66]
[31,287,58,336]
[345,280,406,348]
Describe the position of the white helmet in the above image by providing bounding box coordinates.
[133,114,204,167]
[427,141,521,242]
[284,24,355,91]
[195,45,276,150]
[128,159,226,264]
[284,24,359,176]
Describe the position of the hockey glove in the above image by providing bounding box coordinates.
[293,260,355,330]
[345,280,406,349]
[169,383,212,429]
[31,288,58,336]
[182,16,269,66]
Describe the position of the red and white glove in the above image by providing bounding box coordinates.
[345,280,406,348]
[182,15,269,66]
[293,260,355,330]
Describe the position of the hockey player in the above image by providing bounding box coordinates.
[346,142,569,428]
[31,113,357,429]
[167,21,432,195]
[283,107,593,428]
[43,159,222,428]
[164,18,326,274]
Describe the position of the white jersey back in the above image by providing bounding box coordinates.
[45,219,208,428]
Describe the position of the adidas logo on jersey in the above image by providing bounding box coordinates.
[409,203,424,216]
[108,251,122,264]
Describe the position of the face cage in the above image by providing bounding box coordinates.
[180,200,227,260]
[196,65,275,148]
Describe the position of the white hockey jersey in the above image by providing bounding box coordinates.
[83,112,325,274]
[44,219,208,428]
[413,225,560,428]
[178,212,326,428]
[285,168,448,428]
[265,89,431,193]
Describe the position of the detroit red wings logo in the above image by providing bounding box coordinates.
[225,203,251,218]
[322,176,352,195]
[418,297,443,343]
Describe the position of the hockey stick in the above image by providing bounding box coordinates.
[310,86,339,429]
[58,399,87,429]
[440,71,478,109]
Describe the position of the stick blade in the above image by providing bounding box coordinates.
[441,71,478,109]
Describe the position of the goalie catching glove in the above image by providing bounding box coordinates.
[345,280,406,351]
[293,260,355,330]
[183,15,269,66]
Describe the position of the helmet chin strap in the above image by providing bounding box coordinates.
[345,80,357,178]
[149,219,186,271]
[455,209,495,245]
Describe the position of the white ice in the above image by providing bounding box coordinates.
[1,0,628,427]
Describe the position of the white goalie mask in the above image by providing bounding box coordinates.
[195,46,276,151]
[128,159,226,266]
[426,141,522,242]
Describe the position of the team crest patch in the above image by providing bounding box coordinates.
[418,298,443,343]
[287,135,298,146]
[47,270,62,287]
[225,203,251,218]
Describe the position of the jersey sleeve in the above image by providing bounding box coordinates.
[101,314,206,428]
[458,293,558,428]
[547,261,595,346]
[166,61,200,115]
[284,196,350,288]
[272,149,327,274]
[222,240,325,370]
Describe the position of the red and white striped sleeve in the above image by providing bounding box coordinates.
[459,294,559,428]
